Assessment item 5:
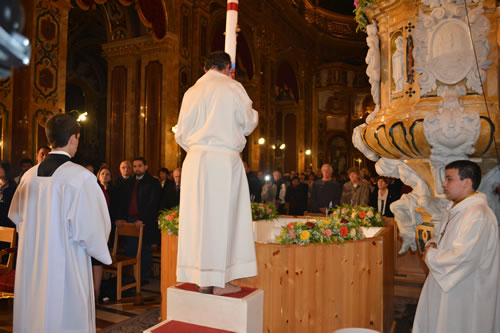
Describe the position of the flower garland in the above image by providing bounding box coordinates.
[277,204,384,245]
[159,202,278,235]
[329,204,385,227]
[354,0,376,32]
[252,201,278,221]
[158,207,179,235]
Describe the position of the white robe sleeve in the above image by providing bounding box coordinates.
[8,181,25,227]
[234,82,258,136]
[68,179,112,265]
[175,89,196,152]
[425,210,492,293]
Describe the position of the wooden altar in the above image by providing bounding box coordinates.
[160,224,394,333]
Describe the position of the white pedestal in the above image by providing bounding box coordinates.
[164,285,264,333]
[253,217,307,243]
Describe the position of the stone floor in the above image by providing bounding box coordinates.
[0,278,419,332]
[0,277,162,333]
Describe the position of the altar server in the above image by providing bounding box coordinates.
[8,113,111,333]
[175,51,258,295]
[413,160,500,333]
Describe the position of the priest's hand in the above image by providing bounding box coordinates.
[423,241,437,262]
[134,220,144,229]
[115,219,126,228]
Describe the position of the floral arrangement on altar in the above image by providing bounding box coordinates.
[353,0,376,32]
[277,204,384,245]
[158,207,179,235]
[252,201,278,221]
[329,204,385,228]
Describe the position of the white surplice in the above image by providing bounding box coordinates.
[8,161,112,333]
[175,69,258,288]
[413,192,500,333]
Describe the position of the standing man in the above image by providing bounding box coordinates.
[243,161,262,202]
[115,157,161,281]
[310,163,341,213]
[340,167,370,206]
[175,51,258,295]
[115,160,132,187]
[413,160,500,333]
[8,113,111,333]
[160,168,181,210]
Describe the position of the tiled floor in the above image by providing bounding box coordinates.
[0,278,161,333]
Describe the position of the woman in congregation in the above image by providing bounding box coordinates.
[93,166,116,302]
[368,176,396,217]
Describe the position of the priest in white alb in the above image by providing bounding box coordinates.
[8,113,112,333]
[413,160,500,333]
[175,51,258,295]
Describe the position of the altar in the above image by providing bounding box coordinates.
[160,218,394,333]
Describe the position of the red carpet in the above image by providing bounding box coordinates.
[152,320,235,333]
[175,283,256,299]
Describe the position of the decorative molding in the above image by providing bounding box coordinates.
[352,124,379,162]
[424,86,480,160]
[413,2,492,96]
[0,78,11,99]
[102,0,128,40]
[32,2,61,107]
[103,35,178,58]
[302,8,363,40]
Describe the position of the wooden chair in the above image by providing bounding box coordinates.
[104,223,143,300]
[0,226,16,273]
[0,226,16,299]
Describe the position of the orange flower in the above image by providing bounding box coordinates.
[359,211,366,218]
[339,226,348,237]
[287,222,295,230]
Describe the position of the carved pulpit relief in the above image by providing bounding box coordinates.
[424,85,481,191]
[392,36,405,94]
[365,21,380,116]
[375,158,428,253]
[413,1,492,96]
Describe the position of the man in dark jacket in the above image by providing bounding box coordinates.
[115,157,161,282]
[310,164,341,213]
[159,168,181,210]
[244,161,262,202]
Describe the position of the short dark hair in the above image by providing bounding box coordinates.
[37,145,51,153]
[204,51,231,71]
[376,176,388,184]
[132,157,147,165]
[45,113,80,148]
[445,160,482,190]
[347,167,360,176]
[159,168,169,173]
